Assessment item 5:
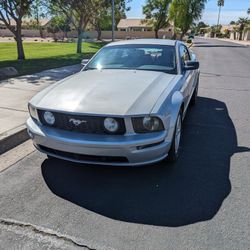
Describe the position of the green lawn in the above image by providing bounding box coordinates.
[0,42,106,77]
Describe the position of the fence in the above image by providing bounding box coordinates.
[0,29,174,40]
[229,30,250,41]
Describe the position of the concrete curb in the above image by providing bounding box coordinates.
[206,37,250,47]
[0,125,29,155]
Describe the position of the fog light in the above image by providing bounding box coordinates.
[104,117,119,133]
[44,111,55,125]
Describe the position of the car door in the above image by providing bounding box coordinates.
[179,45,196,109]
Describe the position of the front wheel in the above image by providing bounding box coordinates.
[167,112,183,162]
[190,76,199,106]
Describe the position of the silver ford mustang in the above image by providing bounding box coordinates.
[27,39,200,166]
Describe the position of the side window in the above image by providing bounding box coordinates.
[180,45,190,66]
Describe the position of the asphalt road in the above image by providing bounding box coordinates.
[0,38,250,250]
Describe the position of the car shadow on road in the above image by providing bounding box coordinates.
[41,97,249,227]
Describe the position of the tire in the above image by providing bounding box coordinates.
[167,111,183,163]
[190,76,199,106]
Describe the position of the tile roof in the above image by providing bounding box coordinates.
[117,19,152,28]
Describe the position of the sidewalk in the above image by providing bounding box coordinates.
[213,37,250,46]
[0,64,81,153]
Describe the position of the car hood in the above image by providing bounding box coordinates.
[31,69,177,116]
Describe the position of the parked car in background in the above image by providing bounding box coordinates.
[188,34,195,39]
[27,39,200,166]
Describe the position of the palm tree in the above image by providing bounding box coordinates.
[237,17,249,40]
[232,26,238,40]
[143,0,172,39]
[217,0,224,32]
[169,0,207,40]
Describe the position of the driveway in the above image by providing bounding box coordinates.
[0,37,250,249]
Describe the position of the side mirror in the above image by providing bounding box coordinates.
[81,59,89,67]
[184,61,199,70]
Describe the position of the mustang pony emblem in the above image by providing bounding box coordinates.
[69,118,87,126]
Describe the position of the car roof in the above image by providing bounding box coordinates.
[105,39,180,47]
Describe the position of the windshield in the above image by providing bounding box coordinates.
[85,44,177,74]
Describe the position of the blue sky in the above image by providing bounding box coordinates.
[126,0,250,25]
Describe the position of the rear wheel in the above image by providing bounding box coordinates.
[167,111,182,162]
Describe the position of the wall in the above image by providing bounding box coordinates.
[84,31,173,39]
[243,30,250,41]
[229,30,250,41]
[0,29,174,40]
[0,29,44,37]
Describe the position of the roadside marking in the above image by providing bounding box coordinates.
[0,140,35,173]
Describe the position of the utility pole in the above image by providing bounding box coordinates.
[112,0,115,41]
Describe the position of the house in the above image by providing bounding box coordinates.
[117,18,174,34]
[243,29,250,41]
[220,25,235,34]
[0,19,50,29]
[117,19,153,32]
[226,24,250,41]
[0,19,16,29]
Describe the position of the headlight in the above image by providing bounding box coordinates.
[143,117,160,131]
[132,116,164,133]
[28,104,39,121]
[43,111,55,125]
[104,117,119,133]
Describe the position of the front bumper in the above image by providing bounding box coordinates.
[26,118,171,166]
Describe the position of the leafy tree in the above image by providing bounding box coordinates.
[237,17,249,40]
[47,15,71,41]
[169,0,207,40]
[210,24,221,37]
[0,0,34,60]
[230,21,236,25]
[230,25,238,40]
[247,7,250,15]
[89,1,109,40]
[89,0,129,40]
[30,0,46,38]
[46,18,60,41]
[22,19,39,29]
[113,0,130,27]
[244,24,250,33]
[49,0,93,53]
[194,21,209,34]
[143,0,172,38]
